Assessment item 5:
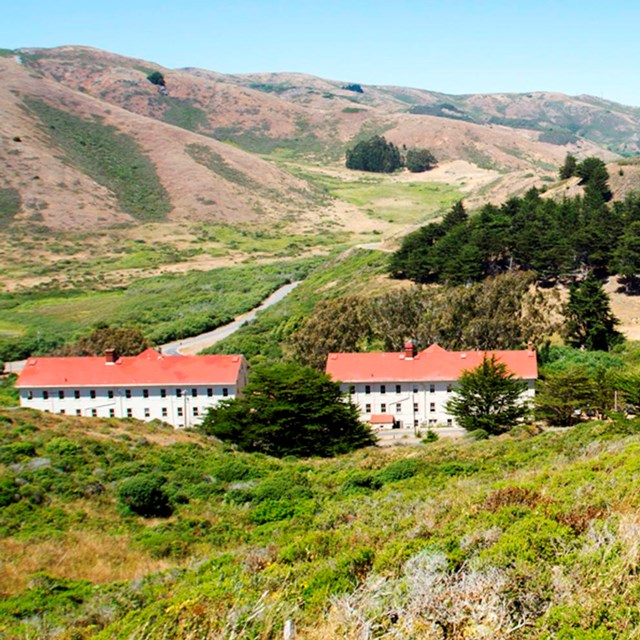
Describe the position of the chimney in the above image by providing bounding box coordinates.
[105,349,116,364]
[404,340,416,359]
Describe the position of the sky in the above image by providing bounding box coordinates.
[2,0,639,106]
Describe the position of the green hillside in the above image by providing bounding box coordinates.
[2,408,640,638]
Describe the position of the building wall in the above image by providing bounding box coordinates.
[342,379,535,428]
[20,383,239,428]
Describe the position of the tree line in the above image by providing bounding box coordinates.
[390,158,640,289]
[346,136,437,173]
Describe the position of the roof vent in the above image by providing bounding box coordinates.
[105,349,116,365]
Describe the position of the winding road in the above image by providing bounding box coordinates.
[161,281,300,356]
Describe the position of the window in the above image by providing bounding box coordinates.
[109,409,115,418]
[429,419,437,426]
[380,385,386,394]
[430,402,436,412]
[191,388,197,397]
[413,387,418,394]
[207,388,213,397]
[395,384,401,394]
[447,419,453,426]
[349,385,356,394]
[365,385,371,394]
[413,403,418,412]
[90,389,96,399]
[144,408,150,418]
[91,409,97,417]
[414,419,419,427]
[429,384,435,393]
[27,390,33,400]
[74,390,80,399]
[160,388,167,398]
[176,388,182,398]
[58,390,65,400]
[177,407,183,417]
[143,389,149,398]
[161,407,168,417]
[125,389,131,399]
[126,408,133,418]
[43,390,49,400]
[59,409,65,414]
[365,403,371,413]
[380,403,386,413]
[193,407,199,416]
[76,409,81,416]
[396,403,402,412]
[447,385,453,393]
[108,390,114,399]
[222,387,229,397]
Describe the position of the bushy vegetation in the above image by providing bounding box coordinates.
[0,188,21,227]
[405,147,438,172]
[24,98,171,221]
[201,363,375,457]
[390,174,640,284]
[345,135,403,173]
[0,258,318,361]
[4,407,640,637]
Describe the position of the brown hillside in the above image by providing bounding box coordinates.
[0,54,316,230]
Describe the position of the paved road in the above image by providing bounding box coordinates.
[161,281,300,356]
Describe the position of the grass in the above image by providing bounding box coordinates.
[23,98,171,221]
[0,189,21,228]
[0,257,321,360]
[160,97,209,132]
[3,408,640,637]
[295,170,462,225]
[204,249,392,362]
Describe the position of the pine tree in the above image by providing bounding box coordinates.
[564,274,623,351]
[445,355,530,435]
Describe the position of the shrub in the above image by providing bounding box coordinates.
[118,473,173,518]
[376,458,419,483]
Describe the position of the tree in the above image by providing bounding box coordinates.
[345,136,403,173]
[615,221,640,292]
[405,148,437,173]
[56,325,149,358]
[576,157,612,203]
[200,363,376,457]
[559,154,577,180]
[147,71,166,87]
[535,366,598,426]
[445,355,530,435]
[564,274,623,351]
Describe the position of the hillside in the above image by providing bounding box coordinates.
[3,409,640,638]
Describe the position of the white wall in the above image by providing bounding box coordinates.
[343,379,536,428]
[20,383,238,428]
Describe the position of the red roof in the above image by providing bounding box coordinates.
[369,414,396,424]
[16,348,246,388]
[326,344,537,383]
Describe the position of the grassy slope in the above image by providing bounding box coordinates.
[2,410,640,638]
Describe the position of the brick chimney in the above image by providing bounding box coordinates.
[404,340,416,359]
[105,349,116,364]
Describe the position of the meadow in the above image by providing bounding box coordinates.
[0,257,321,361]
[2,408,640,638]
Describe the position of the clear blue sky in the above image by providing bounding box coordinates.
[3,0,639,106]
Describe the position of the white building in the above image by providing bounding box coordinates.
[16,348,248,428]
[326,342,537,429]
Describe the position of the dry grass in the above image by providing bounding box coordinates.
[0,532,177,596]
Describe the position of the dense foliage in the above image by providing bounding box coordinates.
[390,175,640,285]
[5,405,640,637]
[200,363,375,457]
[405,147,438,172]
[345,135,403,173]
[445,355,530,434]
[55,326,149,357]
[288,271,560,369]
[146,70,166,87]
[564,274,623,351]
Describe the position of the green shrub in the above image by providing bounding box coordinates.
[0,476,20,507]
[421,429,439,443]
[118,473,173,518]
[376,458,419,483]
[0,441,36,464]
[467,428,489,441]
[340,470,382,494]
